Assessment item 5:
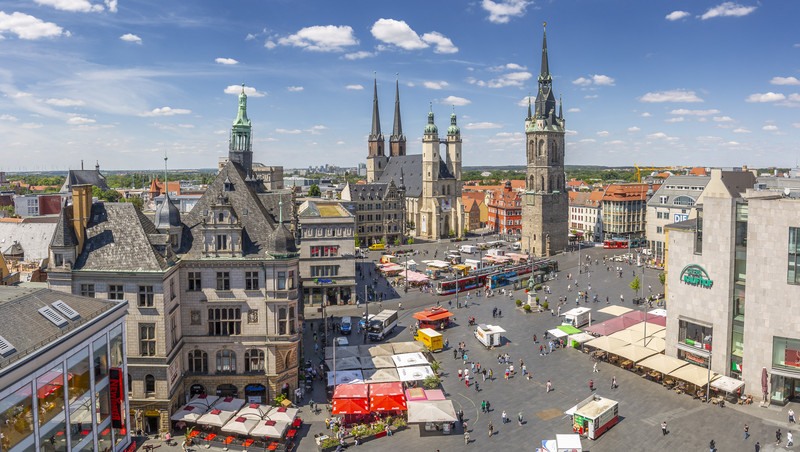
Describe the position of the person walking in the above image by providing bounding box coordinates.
[788,431,794,446]
[489,369,493,380]
[465,375,470,387]
[755,441,760,452]
[589,379,594,391]
[546,380,552,393]
[502,411,507,424]
[464,431,470,445]
[661,421,668,436]
[518,412,523,426]
[790,408,796,423]
[709,439,716,452]
[488,421,494,437]
[611,376,617,390]
[776,428,782,446]
[481,400,486,413]
[593,362,598,373]
[744,424,749,439]
[474,381,479,392]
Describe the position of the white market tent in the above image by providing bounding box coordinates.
[325,345,360,360]
[648,309,668,317]
[186,394,219,409]
[651,329,667,339]
[626,322,666,335]
[397,366,434,382]
[361,355,396,369]
[669,364,720,387]
[358,343,394,357]
[391,352,428,367]
[326,369,365,386]
[636,336,667,352]
[392,341,427,354]
[585,336,628,354]
[235,403,271,419]
[710,375,745,394]
[613,343,658,363]
[608,328,648,344]
[362,368,401,383]
[196,409,235,427]
[569,332,596,345]
[325,357,362,370]
[547,328,568,339]
[637,354,688,375]
[266,406,298,423]
[250,419,289,439]
[406,400,457,423]
[220,416,259,435]
[213,397,246,412]
[598,306,633,316]
[170,404,206,422]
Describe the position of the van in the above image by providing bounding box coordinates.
[415,328,443,352]
[340,316,352,335]
[460,245,477,254]
[369,243,385,251]
[512,242,521,251]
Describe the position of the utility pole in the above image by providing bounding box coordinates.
[363,284,369,343]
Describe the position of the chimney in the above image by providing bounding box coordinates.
[71,184,92,254]
[81,160,84,170]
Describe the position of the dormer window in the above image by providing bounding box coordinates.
[218,212,224,222]
[216,234,228,250]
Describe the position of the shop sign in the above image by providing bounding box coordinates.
[785,349,800,368]
[145,411,160,417]
[679,264,713,288]
[109,367,125,428]
[314,279,333,285]
[246,384,266,392]
[168,359,180,384]
[684,352,707,366]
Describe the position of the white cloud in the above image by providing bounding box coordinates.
[701,2,757,20]
[287,86,303,92]
[762,125,778,131]
[104,0,117,12]
[487,71,531,88]
[665,117,685,122]
[646,132,679,141]
[276,128,302,134]
[264,40,277,49]
[665,10,690,20]
[713,116,734,122]
[567,108,581,113]
[584,94,598,99]
[486,131,524,146]
[0,12,64,39]
[640,112,652,117]
[481,0,532,24]
[346,84,364,90]
[770,76,800,86]
[640,89,703,102]
[45,98,85,107]
[596,131,610,137]
[733,128,751,133]
[669,108,720,116]
[578,139,596,143]
[278,25,358,52]
[337,141,346,145]
[20,122,43,129]
[627,126,640,132]
[224,85,266,97]
[33,0,104,12]
[421,32,458,54]
[343,51,375,60]
[215,57,238,65]
[66,116,95,125]
[309,125,327,134]
[572,77,592,87]
[442,96,471,106]
[139,107,191,117]
[696,136,722,142]
[0,114,18,121]
[424,81,449,90]
[789,94,800,102]
[745,92,785,102]
[120,33,141,44]
[592,75,615,86]
[793,123,800,128]
[464,122,501,130]
[370,19,427,50]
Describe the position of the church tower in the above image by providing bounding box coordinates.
[229,83,254,178]
[521,23,568,257]
[421,106,440,238]
[446,110,462,182]
[389,78,406,156]
[366,77,387,182]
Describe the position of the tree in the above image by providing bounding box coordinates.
[629,275,641,297]
[429,361,441,376]
[658,272,666,287]
[393,238,400,246]
[308,184,321,197]
[406,220,415,231]
[423,374,442,389]
[354,233,360,248]
[124,197,144,211]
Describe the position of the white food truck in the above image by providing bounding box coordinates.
[566,395,619,440]
[538,434,583,452]
[562,307,592,328]
[474,324,506,348]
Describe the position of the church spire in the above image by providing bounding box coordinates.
[539,22,551,82]
[229,83,254,176]
[527,92,532,119]
[390,74,406,156]
[534,22,557,122]
[369,75,382,140]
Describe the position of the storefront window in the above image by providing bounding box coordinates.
[69,395,92,450]
[38,364,66,427]
[109,325,124,369]
[96,384,110,426]
[733,283,746,321]
[67,348,91,405]
[0,384,34,452]
[94,336,109,380]
[38,410,67,452]
[678,320,713,350]
[772,336,800,370]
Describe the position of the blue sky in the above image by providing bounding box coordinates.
[1,0,799,171]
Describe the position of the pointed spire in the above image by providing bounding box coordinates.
[527,92,532,119]
[558,94,563,119]
[540,22,550,81]
[163,151,169,199]
[392,74,403,138]
[233,82,250,126]
[370,73,382,139]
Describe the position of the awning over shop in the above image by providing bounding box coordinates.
[636,336,666,352]
[637,354,688,375]
[331,397,370,415]
[391,352,428,367]
[306,279,356,288]
[362,368,401,383]
[651,329,666,339]
[405,388,426,401]
[325,357,362,371]
[569,332,596,344]
[626,322,666,335]
[220,416,258,436]
[196,409,235,427]
[584,336,628,354]
[361,355,396,369]
[647,309,667,317]
[250,420,288,439]
[598,306,633,316]
[613,344,658,363]
[406,400,457,423]
[380,263,404,272]
[358,343,394,357]
[547,328,568,338]
[413,310,453,322]
[327,370,365,386]
[647,315,667,327]
[711,375,745,394]
[620,311,647,323]
[669,364,720,387]
[333,384,368,399]
[424,389,445,400]
[557,325,582,335]
[397,366,434,382]
[584,317,637,336]
[170,404,205,422]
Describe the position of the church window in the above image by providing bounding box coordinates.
[540,176,545,192]
[538,140,545,157]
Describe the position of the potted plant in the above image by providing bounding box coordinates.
[515,299,522,307]
[524,304,532,313]
[542,301,549,309]
[429,361,441,376]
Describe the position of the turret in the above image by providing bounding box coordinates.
[229,83,254,177]
[366,75,387,182]
[446,109,462,181]
[422,105,440,198]
[153,153,182,250]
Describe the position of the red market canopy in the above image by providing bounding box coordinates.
[369,382,403,397]
[331,397,370,415]
[413,308,453,322]
[369,394,407,412]
[333,383,369,399]
[584,316,640,336]
[647,315,667,327]
[621,311,647,323]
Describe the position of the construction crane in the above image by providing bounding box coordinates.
[633,165,686,182]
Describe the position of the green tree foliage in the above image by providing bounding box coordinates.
[658,272,666,286]
[629,275,641,296]
[123,197,144,211]
[423,375,442,389]
[308,184,321,197]
[354,234,360,248]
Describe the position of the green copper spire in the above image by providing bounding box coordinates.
[233,83,251,127]
[424,102,438,134]
[539,22,551,83]
[447,106,460,135]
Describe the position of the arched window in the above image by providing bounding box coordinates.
[244,349,264,372]
[284,350,293,371]
[188,350,208,373]
[540,176,545,192]
[216,350,236,373]
[218,212,224,222]
[528,175,534,190]
[538,140,545,157]
[145,374,155,394]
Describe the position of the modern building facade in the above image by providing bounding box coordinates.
[298,200,356,306]
[601,183,659,240]
[487,181,522,236]
[0,287,130,452]
[646,175,710,262]
[521,25,568,257]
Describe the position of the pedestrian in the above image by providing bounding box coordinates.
[790,408,796,423]
[458,369,462,380]
[522,364,527,377]
[504,368,509,380]
[518,412,523,426]
[474,381,479,392]
[485,400,491,412]
[454,349,458,359]
[744,424,749,439]
[482,369,487,382]
[464,432,470,445]
[589,379,594,391]
[611,376,617,389]
[509,364,514,375]
[458,409,464,422]
[710,439,716,452]
[488,421,494,437]
[777,428,782,445]
[789,431,794,446]
[661,421,668,436]
[755,441,760,452]
[546,380,552,393]
[489,369,493,380]
[465,375,470,387]
[481,400,486,413]
[445,338,449,348]
[593,362,598,373]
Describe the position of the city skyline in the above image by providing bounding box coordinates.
[1,0,798,171]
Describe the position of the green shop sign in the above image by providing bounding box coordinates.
[679,264,713,288]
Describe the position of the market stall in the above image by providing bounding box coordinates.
[412,306,454,330]
[608,329,648,345]
[213,397,246,413]
[333,384,369,400]
[598,306,633,316]
[220,416,259,436]
[540,434,583,452]
[326,370,365,386]
[402,271,430,286]
[171,404,206,423]
[547,328,568,339]
[625,322,666,335]
[583,336,628,357]
[583,317,638,336]
[361,355,396,369]
[368,383,407,412]
[324,357,363,371]
[635,336,666,353]
[235,403,271,419]
[391,352,429,368]
[358,343,394,357]
[668,364,720,397]
[265,407,298,423]
[710,375,746,403]
[325,345,360,360]
[569,332,596,349]
[250,419,288,439]
[406,400,457,435]
[392,341,427,354]
[331,397,370,415]
[362,368,401,383]
[397,366,435,383]
[636,354,688,384]
[196,409,235,428]
[567,395,619,440]
[558,325,582,336]
[612,344,658,369]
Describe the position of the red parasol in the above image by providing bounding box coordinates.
[331,397,369,415]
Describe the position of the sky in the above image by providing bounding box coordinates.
[1,0,799,172]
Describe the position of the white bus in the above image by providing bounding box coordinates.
[367,310,399,341]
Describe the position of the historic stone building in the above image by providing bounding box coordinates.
[340,181,404,247]
[364,79,464,240]
[521,25,569,256]
[47,86,300,433]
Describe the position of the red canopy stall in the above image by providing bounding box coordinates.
[368,383,406,412]
[331,398,370,415]
[412,306,454,330]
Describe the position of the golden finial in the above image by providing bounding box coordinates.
[543,22,547,29]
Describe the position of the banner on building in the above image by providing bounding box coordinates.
[110,367,125,428]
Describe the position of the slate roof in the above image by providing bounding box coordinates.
[719,171,756,198]
[0,218,58,261]
[376,154,454,198]
[0,286,125,369]
[50,206,77,248]
[346,183,389,201]
[73,203,169,272]
[647,175,710,208]
[180,161,296,258]
[60,169,109,193]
